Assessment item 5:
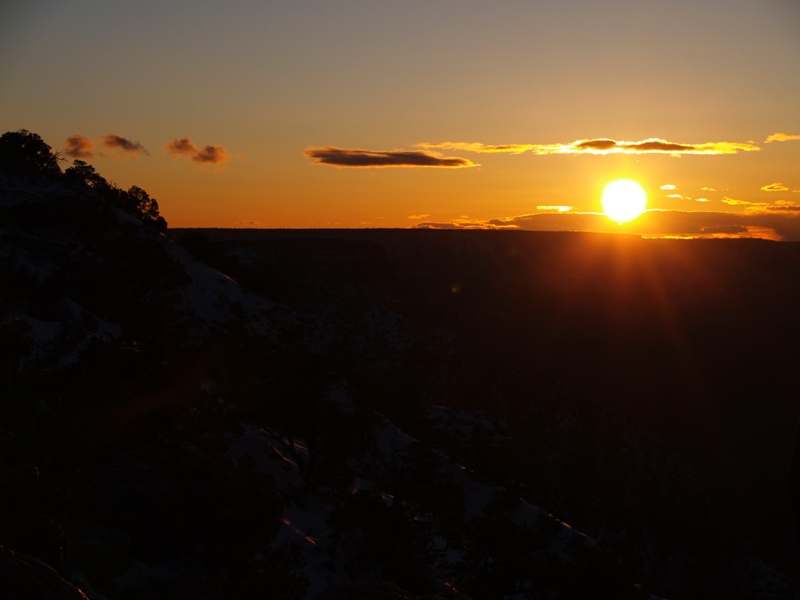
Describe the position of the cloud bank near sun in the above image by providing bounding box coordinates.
[414,206,800,241]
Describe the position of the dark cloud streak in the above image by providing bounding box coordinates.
[101,134,149,156]
[574,139,618,151]
[304,146,477,168]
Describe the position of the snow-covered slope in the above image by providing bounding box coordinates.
[1,173,288,363]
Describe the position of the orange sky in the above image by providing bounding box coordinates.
[2,1,800,238]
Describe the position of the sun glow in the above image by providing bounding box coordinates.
[601,179,648,223]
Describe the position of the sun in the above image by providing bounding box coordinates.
[601,179,648,223]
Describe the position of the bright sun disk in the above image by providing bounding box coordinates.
[601,179,648,223]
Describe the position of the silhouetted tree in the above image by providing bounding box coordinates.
[64,159,109,190]
[119,185,167,232]
[0,129,62,177]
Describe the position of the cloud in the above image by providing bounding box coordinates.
[101,134,149,157]
[761,182,789,192]
[421,138,760,156]
[660,184,676,190]
[572,139,620,152]
[167,138,230,165]
[63,133,148,160]
[304,146,477,168]
[407,214,430,220]
[194,145,229,164]
[63,135,95,159]
[765,133,800,143]
[168,138,195,155]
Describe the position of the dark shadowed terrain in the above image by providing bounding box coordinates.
[5,128,800,600]
[3,142,799,599]
[179,227,800,576]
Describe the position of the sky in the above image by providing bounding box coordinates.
[2,0,800,238]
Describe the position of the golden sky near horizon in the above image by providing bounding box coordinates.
[2,0,800,238]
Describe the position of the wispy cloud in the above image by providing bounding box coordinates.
[765,132,800,143]
[420,138,760,156]
[665,193,705,202]
[722,197,749,206]
[660,184,676,190]
[416,142,533,154]
[761,182,789,192]
[304,146,477,168]
[102,134,149,157]
[722,197,768,207]
[63,135,95,159]
[536,205,573,212]
[167,138,230,165]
